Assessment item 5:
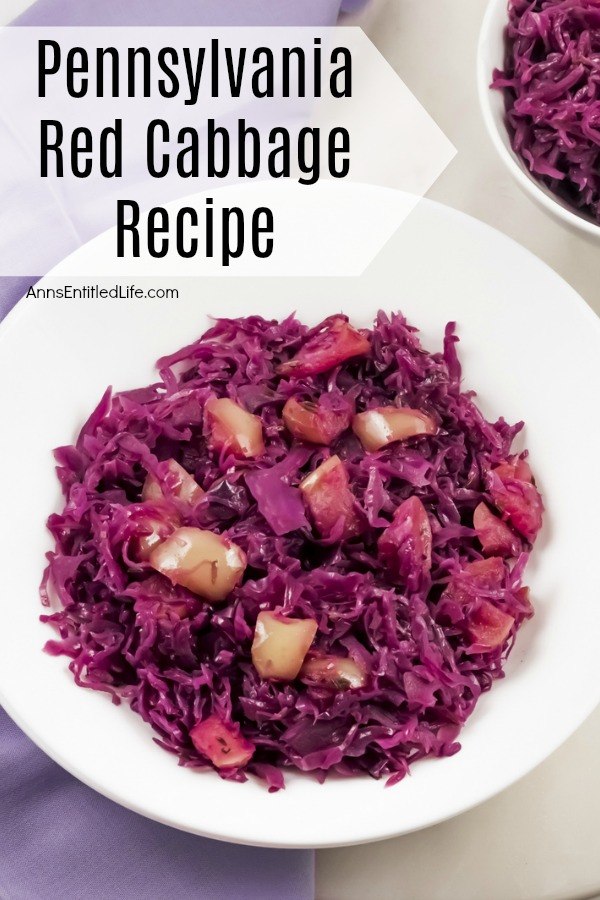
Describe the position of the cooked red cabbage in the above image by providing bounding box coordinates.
[492,0,600,224]
[41,311,542,789]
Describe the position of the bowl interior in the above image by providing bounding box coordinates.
[477,0,600,237]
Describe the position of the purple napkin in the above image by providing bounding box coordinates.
[0,1,367,897]
[16,0,355,27]
[0,711,313,900]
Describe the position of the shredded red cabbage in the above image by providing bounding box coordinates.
[41,311,542,789]
[492,0,600,223]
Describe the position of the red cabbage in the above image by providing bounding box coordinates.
[492,0,600,223]
[41,311,542,788]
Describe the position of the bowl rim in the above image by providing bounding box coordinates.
[476,0,600,239]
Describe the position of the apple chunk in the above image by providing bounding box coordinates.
[300,455,361,540]
[205,397,264,459]
[301,655,366,690]
[150,527,246,602]
[190,715,254,768]
[252,611,318,680]
[352,407,436,452]
[277,316,370,377]
[282,396,351,445]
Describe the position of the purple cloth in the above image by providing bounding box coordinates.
[0,710,314,900]
[15,0,353,26]
[0,277,37,320]
[0,1,367,896]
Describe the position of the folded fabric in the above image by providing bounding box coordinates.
[0,710,314,900]
[0,1,367,897]
[15,0,354,27]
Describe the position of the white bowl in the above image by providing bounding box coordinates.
[477,0,600,239]
[0,191,599,848]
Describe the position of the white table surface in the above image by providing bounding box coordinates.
[3,1,599,898]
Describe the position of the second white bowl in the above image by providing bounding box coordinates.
[477,0,600,239]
